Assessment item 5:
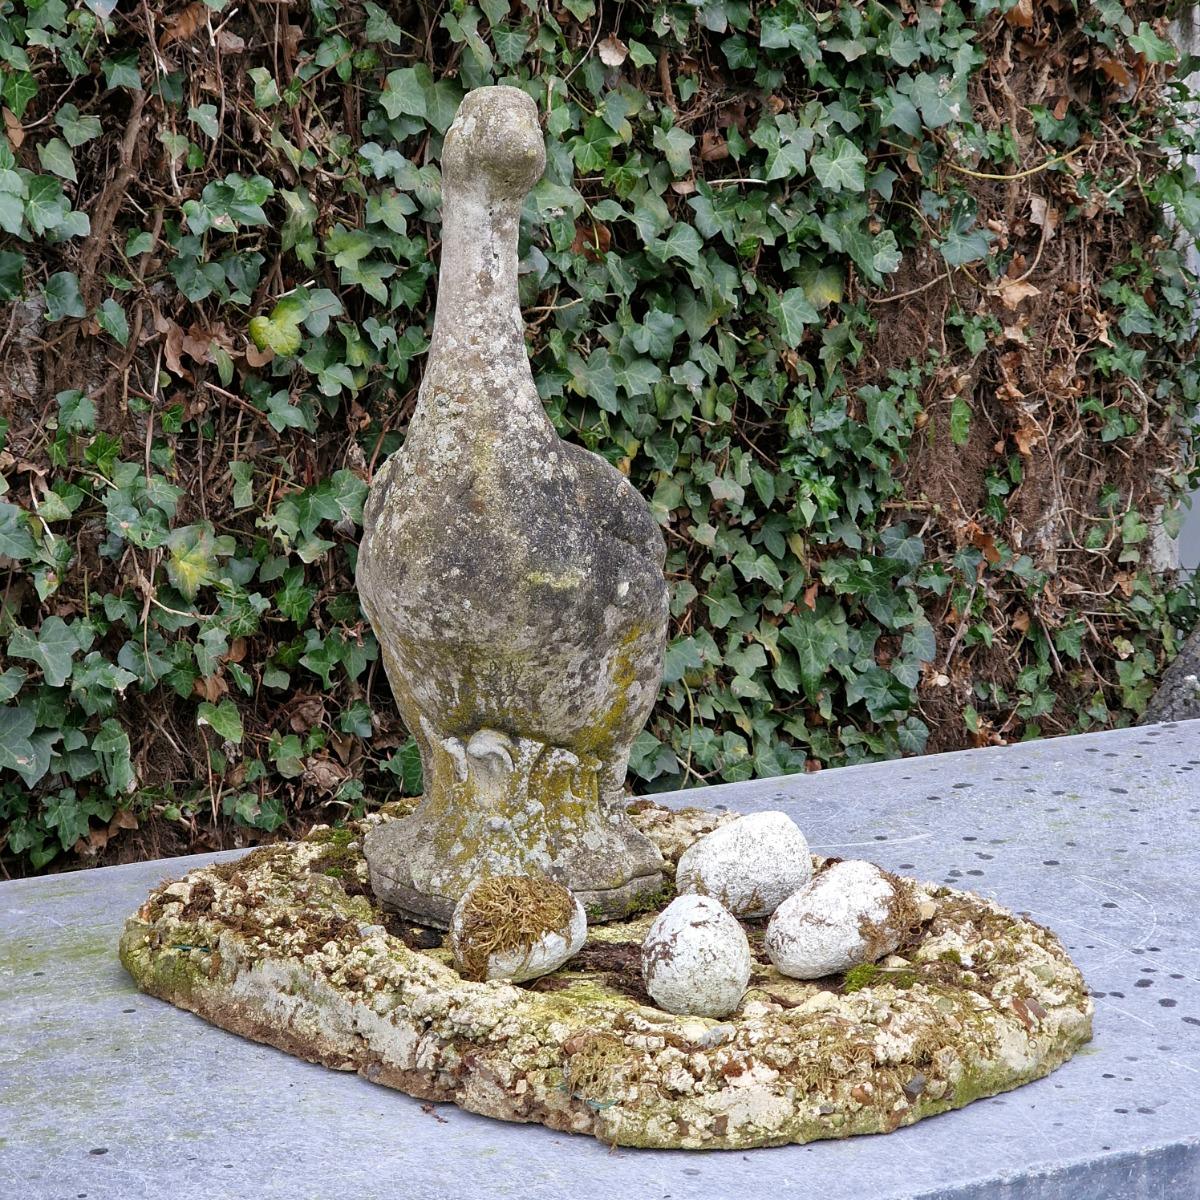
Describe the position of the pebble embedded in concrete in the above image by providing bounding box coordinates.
[766,860,914,980]
[674,809,812,918]
[641,894,751,1018]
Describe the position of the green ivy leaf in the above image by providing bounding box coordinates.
[249,313,303,356]
[0,501,37,560]
[43,271,85,321]
[230,461,255,509]
[769,287,819,346]
[102,53,142,91]
[781,609,847,701]
[277,566,316,623]
[950,396,972,446]
[125,229,155,256]
[248,67,281,109]
[2,70,37,118]
[55,103,102,147]
[0,181,24,237]
[652,125,695,176]
[25,175,68,235]
[264,391,309,431]
[650,223,703,268]
[938,205,993,266]
[905,72,961,129]
[0,249,24,300]
[96,298,130,346]
[189,103,220,138]
[0,667,25,702]
[57,389,96,433]
[0,706,37,779]
[8,616,79,687]
[166,524,222,598]
[380,67,427,120]
[1128,22,1177,63]
[628,39,656,68]
[93,719,136,794]
[877,89,921,137]
[364,0,406,44]
[197,699,245,743]
[811,136,867,192]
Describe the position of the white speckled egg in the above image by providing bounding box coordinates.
[449,875,587,983]
[641,894,751,1018]
[765,860,915,979]
[675,810,812,918]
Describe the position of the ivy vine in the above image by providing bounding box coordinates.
[0,0,1197,870]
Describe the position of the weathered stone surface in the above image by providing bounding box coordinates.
[1141,624,1200,723]
[765,860,918,979]
[119,800,1092,1150]
[9,721,1198,1197]
[675,810,812,917]
[355,84,667,924]
[641,894,751,1018]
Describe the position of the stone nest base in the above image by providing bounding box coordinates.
[119,800,1093,1150]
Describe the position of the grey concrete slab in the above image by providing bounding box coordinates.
[2,720,1199,1200]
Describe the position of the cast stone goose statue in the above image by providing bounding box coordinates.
[357,85,668,926]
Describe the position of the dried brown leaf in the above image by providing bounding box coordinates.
[192,673,229,702]
[1012,418,1041,456]
[182,324,214,364]
[289,693,325,733]
[598,35,628,67]
[1098,56,1133,87]
[3,107,23,148]
[302,755,349,794]
[966,522,1002,564]
[1028,195,1059,240]
[244,341,274,368]
[570,220,611,262]
[160,2,209,47]
[1005,0,1033,27]
[699,130,728,162]
[162,319,190,379]
[996,279,1041,310]
[216,28,245,54]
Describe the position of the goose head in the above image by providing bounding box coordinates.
[441,85,545,201]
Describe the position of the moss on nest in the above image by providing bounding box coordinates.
[453,874,575,981]
[857,869,924,960]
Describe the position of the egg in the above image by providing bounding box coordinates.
[449,874,586,983]
[674,810,813,918]
[765,860,918,979]
[641,894,751,1018]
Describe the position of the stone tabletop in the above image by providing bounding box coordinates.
[2,720,1198,1199]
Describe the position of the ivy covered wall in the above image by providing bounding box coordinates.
[1,0,1197,872]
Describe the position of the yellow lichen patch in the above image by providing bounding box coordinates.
[525,569,585,590]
